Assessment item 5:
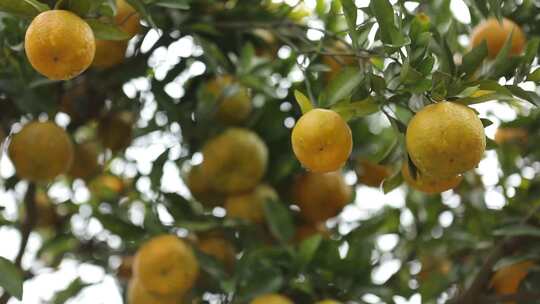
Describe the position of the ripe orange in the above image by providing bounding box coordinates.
[356,159,391,188]
[198,235,236,270]
[406,102,485,179]
[98,111,134,152]
[321,42,356,82]
[92,40,128,69]
[494,127,528,145]
[291,109,352,173]
[116,0,141,38]
[8,121,74,182]
[201,128,268,194]
[470,18,526,59]
[292,171,352,223]
[127,279,181,304]
[133,235,199,296]
[69,141,101,180]
[401,164,462,194]
[224,184,278,224]
[89,174,125,200]
[490,261,534,304]
[25,10,95,80]
[295,223,330,243]
[250,294,294,304]
[205,75,252,125]
[185,164,224,207]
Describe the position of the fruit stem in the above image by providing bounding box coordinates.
[54,0,66,9]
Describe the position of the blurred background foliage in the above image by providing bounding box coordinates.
[1,0,540,303]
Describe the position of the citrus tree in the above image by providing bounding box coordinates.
[0,0,540,303]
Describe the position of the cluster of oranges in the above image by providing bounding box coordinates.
[24,0,139,80]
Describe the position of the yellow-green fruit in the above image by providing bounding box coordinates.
[8,121,74,182]
[205,75,252,125]
[250,294,294,304]
[291,109,352,173]
[98,111,134,152]
[292,171,352,223]
[69,141,101,180]
[89,174,125,200]
[225,184,278,224]
[406,102,485,179]
[133,235,199,296]
[25,10,95,80]
[201,128,268,194]
[127,279,181,304]
[401,164,462,194]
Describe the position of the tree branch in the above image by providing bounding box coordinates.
[0,183,37,303]
[480,291,540,303]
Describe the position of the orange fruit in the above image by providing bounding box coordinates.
[25,10,95,80]
[250,294,294,304]
[127,279,182,304]
[225,184,278,224]
[133,235,199,296]
[198,235,236,270]
[292,171,352,223]
[291,109,352,173]
[321,42,356,82]
[69,141,101,180]
[89,174,125,200]
[356,159,391,188]
[406,102,485,179]
[92,40,128,69]
[295,223,330,243]
[401,164,462,194]
[8,121,74,182]
[98,111,134,152]
[116,0,141,38]
[490,261,534,304]
[494,127,528,145]
[205,75,252,125]
[201,128,268,194]
[470,18,526,59]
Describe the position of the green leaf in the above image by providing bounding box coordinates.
[460,41,488,77]
[296,235,322,269]
[382,171,403,194]
[319,67,364,107]
[526,68,540,82]
[480,118,493,128]
[263,200,295,243]
[331,97,379,121]
[493,254,539,271]
[340,0,358,48]
[125,0,156,28]
[0,257,23,300]
[52,278,90,304]
[294,90,313,114]
[369,0,408,48]
[67,0,105,16]
[493,225,540,238]
[506,85,540,107]
[151,0,190,9]
[0,0,49,18]
[86,19,131,40]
